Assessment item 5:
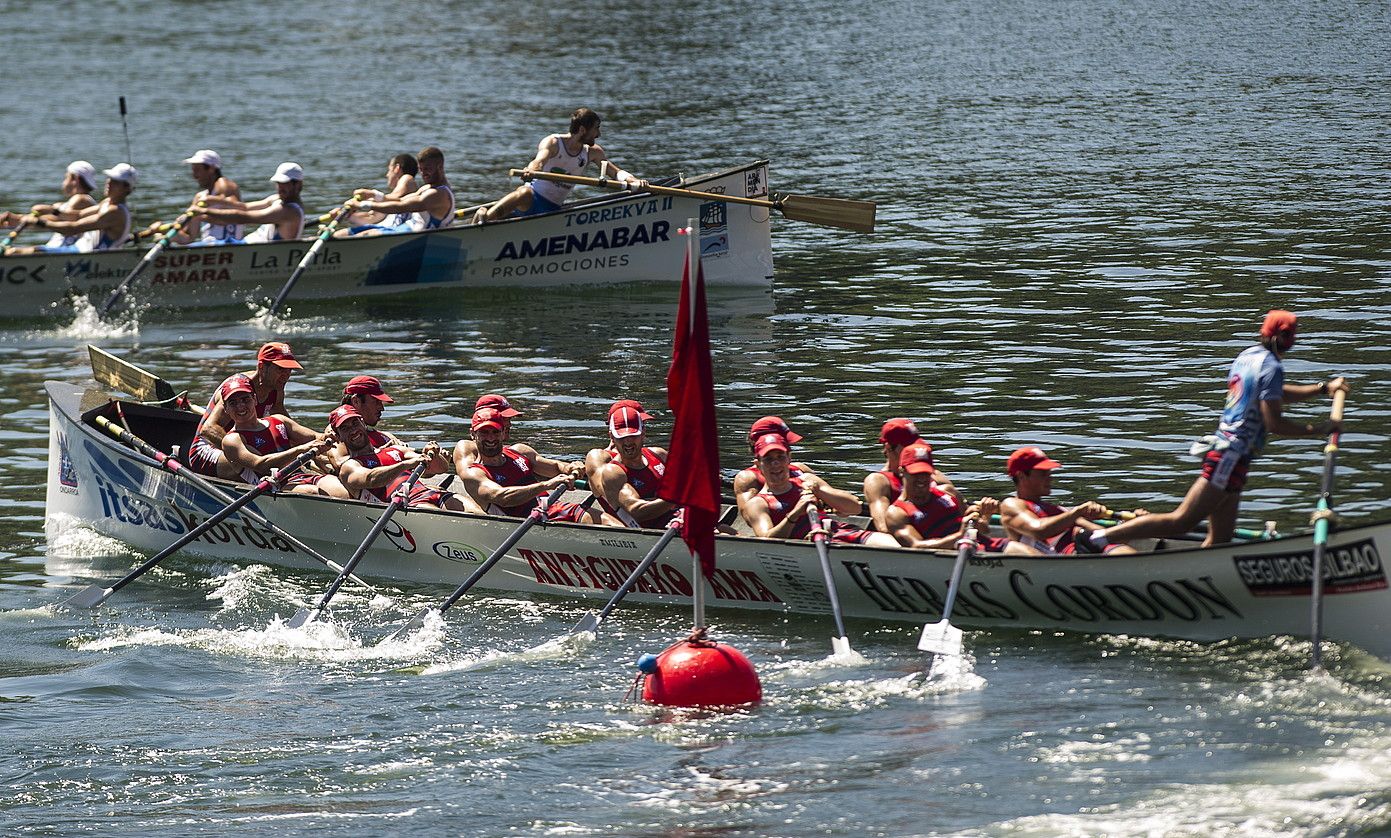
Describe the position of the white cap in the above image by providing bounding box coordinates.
[103,163,139,186]
[270,162,303,183]
[182,149,222,169]
[66,160,97,190]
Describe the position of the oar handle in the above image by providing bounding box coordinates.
[1330,389,1346,424]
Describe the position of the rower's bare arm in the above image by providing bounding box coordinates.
[863,472,895,531]
[476,472,571,510]
[1259,398,1336,437]
[885,506,931,549]
[356,188,430,215]
[524,136,559,172]
[452,439,479,478]
[612,468,673,523]
[34,205,116,234]
[1282,376,1348,404]
[931,470,962,500]
[279,416,325,446]
[341,454,419,494]
[807,477,862,517]
[198,201,283,225]
[742,496,780,539]
[1000,496,1079,541]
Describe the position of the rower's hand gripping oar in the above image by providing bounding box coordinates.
[99,203,201,315]
[267,201,354,317]
[806,506,854,657]
[287,459,430,629]
[561,513,684,639]
[1309,388,1348,671]
[62,440,329,609]
[379,483,569,644]
[1,215,36,250]
[917,517,979,665]
[509,168,877,233]
[91,415,375,592]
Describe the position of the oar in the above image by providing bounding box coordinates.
[379,483,569,644]
[99,204,200,315]
[806,507,853,657]
[287,460,429,629]
[317,204,486,225]
[1309,389,1348,671]
[509,168,877,233]
[917,518,979,665]
[1,215,35,250]
[267,201,353,316]
[556,516,683,638]
[62,441,327,609]
[92,415,375,592]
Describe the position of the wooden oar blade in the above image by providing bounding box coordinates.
[88,345,176,402]
[917,619,963,657]
[777,194,877,233]
[63,584,114,610]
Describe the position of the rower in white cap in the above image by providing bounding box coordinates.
[4,164,137,256]
[191,163,306,244]
[150,149,242,244]
[0,161,98,247]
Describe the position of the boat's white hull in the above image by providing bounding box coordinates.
[6,163,774,316]
[44,382,1391,659]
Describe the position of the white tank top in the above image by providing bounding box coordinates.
[405,183,454,232]
[242,201,304,244]
[531,134,590,205]
[44,194,96,247]
[196,188,242,242]
[75,201,131,252]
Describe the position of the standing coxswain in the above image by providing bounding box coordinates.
[343,146,453,237]
[1076,310,1349,551]
[4,165,136,256]
[187,342,301,479]
[472,108,646,224]
[191,163,305,244]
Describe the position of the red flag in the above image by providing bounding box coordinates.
[659,254,720,578]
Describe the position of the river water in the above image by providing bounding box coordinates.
[3,0,1390,835]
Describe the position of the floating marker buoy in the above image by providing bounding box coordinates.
[639,639,761,707]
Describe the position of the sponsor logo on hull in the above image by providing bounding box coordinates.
[1234,539,1386,596]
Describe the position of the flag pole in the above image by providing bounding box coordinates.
[684,216,707,632]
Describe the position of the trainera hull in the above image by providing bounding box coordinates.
[6,163,774,317]
[44,382,1391,659]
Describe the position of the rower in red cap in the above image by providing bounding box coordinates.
[998,447,1139,554]
[458,406,597,522]
[732,416,823,521]
[590,404,674,529]
[741,432,898,547]
[1075,309,1348,551]
[451,393,526,475]
[219,375,346,496]
[332,406,466,510]
[583,399,655,512]
[883,442,1019,552]
[863,418,960,533]
[187,341,302,479]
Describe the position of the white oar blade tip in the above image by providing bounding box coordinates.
[285,608,315,629]
[917,619,964,657]
[831,636,854,658]
[63,585,112,610]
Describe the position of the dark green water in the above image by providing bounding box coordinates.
[2,0,1390,835]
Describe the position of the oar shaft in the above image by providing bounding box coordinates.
[100,208,195,314]
[509,168,781,211]
[437,484,568,615]
[2,217,32,249]
[1309,389,1347,669]
[310,462,426,614]
[940,522,978,623]
[807,508,850,640]
[593,523,682,626]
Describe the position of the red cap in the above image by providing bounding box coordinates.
[343,375,393,403]
[474,394,520,418]
[748,416,803,445]
[256,341,302,369]
[608,406,645,439]
[1260,309,1298,339]
[1007,446,1062,477]
[471,407,505,431]
[879,418,921,447]
[328,404,362,428]
[219,374,253,401]
[899,442,936,474]
[752,432,790,458]
[608,398,654,420]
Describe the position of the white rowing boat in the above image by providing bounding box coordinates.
[5,163,774,317]
[44,381,1391,660]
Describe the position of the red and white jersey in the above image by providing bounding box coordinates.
[227,416,291,482]
[352,442,415,503]
[1010,497,1069,554]
[892,484,964,541]
[469,446,544,517]
[598,447,671,528]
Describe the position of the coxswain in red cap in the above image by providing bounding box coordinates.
[186,342,302,480]
[996,447,1139,554]
[1074,309,1348,552]
[220,383,345,497]
[458,405,597,523]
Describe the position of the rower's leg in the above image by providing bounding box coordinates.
[1100,477,1225,543]
[1203,490,1242,547]
[313,475,351,499]
[476,186,534,223]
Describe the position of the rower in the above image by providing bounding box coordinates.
[343,146,454,236]
[0,160,98,248]
[583,398,654,499]
[220,375,346,496]
[187,341,301,479]
[998,447,1139,555]
[338,153,419,236]
[591,404,674,529]
[451,393,524,474]
[472,107,646,224]
[191,162,305,244]
[732,416,819,521]
[457,407,599,523]
[741,433,897,547]
[333,406,466,510]
[1076,310,1349,551]
[4,165,135,256]
[881,443,1018,552]
[863,418,959,532]
[151,149,242,244]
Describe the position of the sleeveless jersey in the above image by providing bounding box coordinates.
[469,445,544,517]
[405,183,455,232]
[243,200,304,243]
[1010,497,1069,554]
[757,478,813,540]
[228,416,292,482]
[893,486,965,541]
[875,468,903,497]
[44,194,96,247]
[531,135,589,205]
[598,448,671,528]
[352,442,416,502]
[74,201,131,252]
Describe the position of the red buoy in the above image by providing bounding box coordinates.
[641,639,762,707]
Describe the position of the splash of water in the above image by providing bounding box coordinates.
[49,296,140,339]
